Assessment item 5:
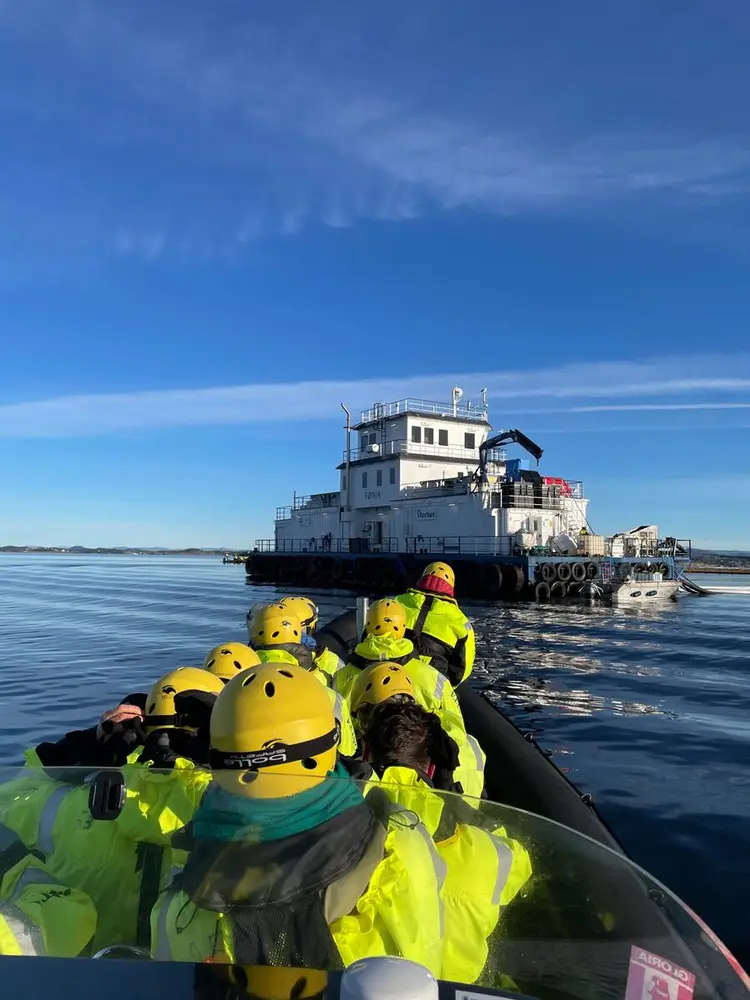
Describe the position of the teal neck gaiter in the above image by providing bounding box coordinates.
[193,763,362,844]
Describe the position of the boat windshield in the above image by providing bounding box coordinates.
[0,764,746,1000]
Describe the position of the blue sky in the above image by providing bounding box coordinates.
[1,0,750,548]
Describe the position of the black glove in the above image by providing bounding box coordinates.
[99,715,148,748]
[173,689,219,732]
[35,726,101,768]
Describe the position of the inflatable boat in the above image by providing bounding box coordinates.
[316,610,620,847]
[0,613,745,1000]
[315,609,748,999]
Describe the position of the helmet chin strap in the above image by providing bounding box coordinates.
[210,723,340,771]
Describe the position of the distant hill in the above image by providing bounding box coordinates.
[0,545,227,556]
[690,549,750,570]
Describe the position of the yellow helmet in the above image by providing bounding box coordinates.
[364,598,407,639]
[202,642,261,684]
[203,967,327,1000]
[145,666,225,733]
[245,601,285,635]
[210,662,339,798]
[250,608,304,647]
[278,596,319,632]
[242,967,327,1000]
[350,662,415,718]
[420,561,455,587]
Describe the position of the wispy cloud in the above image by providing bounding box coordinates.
[559,401,750,413]
[2,353,749,438]
[2,2,750,263]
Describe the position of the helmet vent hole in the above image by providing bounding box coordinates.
[278,670,294,678]
[291,978,309,1000]
[271,630,280,639]
[365,682,373,692]
[232,660,242,670]
[221,648,231,655]
[383,676,391,685]
[301,758,317,770]
[207,658,215,668]
[242,673,257,687]
[265,681,276,697]
[148,702,156,714]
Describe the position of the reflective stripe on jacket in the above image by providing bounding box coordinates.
[0,857,97,957]
[256,649,357,757]
[0,760,208,948]
[396,590,475,686]
[436,823,532,984]
[371,766,530,985]
[455,734,486,800]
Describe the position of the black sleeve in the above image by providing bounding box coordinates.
[34,726,102,767]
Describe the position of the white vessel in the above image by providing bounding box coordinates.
[251,390,690,601]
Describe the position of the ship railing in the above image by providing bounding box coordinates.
[489,480,585,510]
[254,535,692,559]
[605,538,692,559]
[346,439,480,463]
[401,481,471,500]
[404,535,515,556]
[276,494,341,520]
[491,492,565,511]
[254,538,401,554]
[359,398,488,423]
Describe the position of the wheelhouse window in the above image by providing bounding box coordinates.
[376,469,383,486]
[411,426,421,443]
[438,428,448,446]
[424,427,434,445]
[341,474,347,490]
[464,432,475,449]
[389,467,396,485]
[362,472,367,488]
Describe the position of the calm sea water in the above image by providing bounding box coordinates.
[0,554,748,960]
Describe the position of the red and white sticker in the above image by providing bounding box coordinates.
[626,947,696,1000]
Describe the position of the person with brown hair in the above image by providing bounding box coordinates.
[350,662,485,798]
[361,699,532,986]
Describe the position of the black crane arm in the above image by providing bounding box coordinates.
[478,428,544,467]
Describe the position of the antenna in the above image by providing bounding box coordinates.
[451,385,463,417]
[481,387,487,414]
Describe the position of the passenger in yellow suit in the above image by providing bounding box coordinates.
[336,599,467,735]
[203,642,261,684]
[361,699,532,985]
[249,607,357,757]
[349,663,485,799]
[278,595,345,681]
[0,854,97,957]
[151,662,447,975]
[0,666,221,949]
[396,562,475,686]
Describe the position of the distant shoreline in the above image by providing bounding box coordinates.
[688,565,750,575]
[0,548,226,557]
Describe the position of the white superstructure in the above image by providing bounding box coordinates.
[274,390,594,556]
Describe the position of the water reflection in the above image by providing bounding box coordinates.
[1,557,748,965]
[485,679,676,719]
